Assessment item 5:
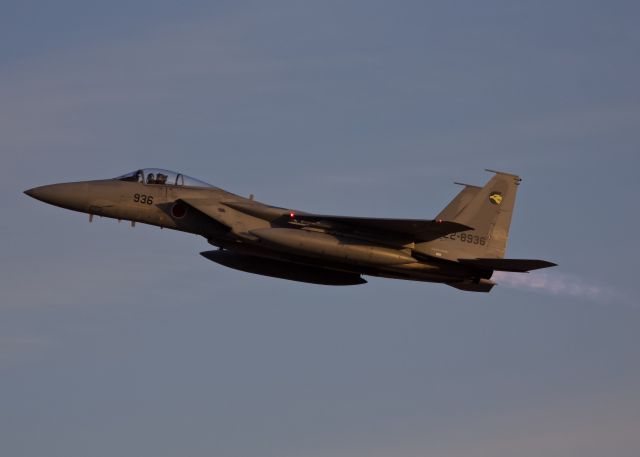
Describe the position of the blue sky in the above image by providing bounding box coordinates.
[1,1,639,456]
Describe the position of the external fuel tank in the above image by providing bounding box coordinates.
[200,250,366,285]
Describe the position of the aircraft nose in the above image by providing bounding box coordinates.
[24,182,91,211]
[24,186,49,200]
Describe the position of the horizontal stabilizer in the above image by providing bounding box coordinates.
[458,258,557,272]
[294,214,473,242]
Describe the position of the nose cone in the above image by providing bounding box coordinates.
[24,182,91,211]
[24,186,52,201]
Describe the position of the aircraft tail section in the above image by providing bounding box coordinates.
[436,182,481,221]
[418,170,522,260]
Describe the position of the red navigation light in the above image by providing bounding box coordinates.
[289,211,296,219]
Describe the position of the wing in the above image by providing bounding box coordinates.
[181,198,473,242]
[177,198,229,225]
[177,198,258,239]
[293,214,473,242]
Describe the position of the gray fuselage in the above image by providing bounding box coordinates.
[25,177,485,286]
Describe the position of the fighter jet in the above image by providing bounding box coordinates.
[24,168,555,292]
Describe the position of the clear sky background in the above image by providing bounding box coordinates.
[1,1,639,456]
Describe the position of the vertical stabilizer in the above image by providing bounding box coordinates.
[436,182,481,221]
[418,170,521,260]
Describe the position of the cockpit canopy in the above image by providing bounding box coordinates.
[115,169,213,188]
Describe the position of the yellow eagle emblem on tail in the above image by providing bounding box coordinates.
[489,192,503,205]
